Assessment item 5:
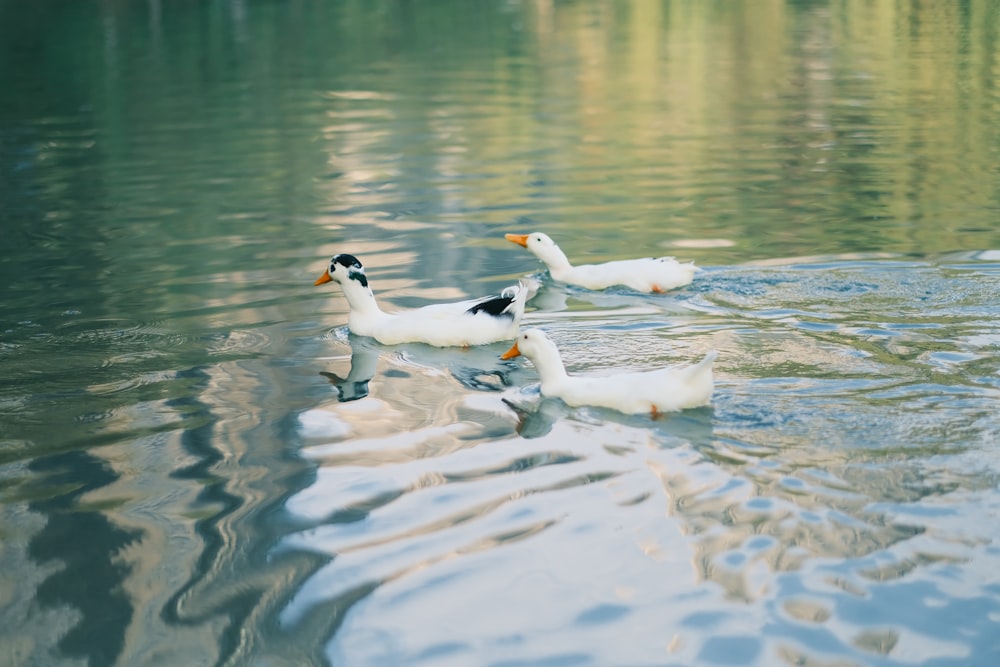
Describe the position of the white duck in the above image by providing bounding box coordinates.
[505,232,698,293]
[315,253,530,347]
[501,328,716,417]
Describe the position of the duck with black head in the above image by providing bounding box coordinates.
[315,253,532,347]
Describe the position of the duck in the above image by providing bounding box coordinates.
[501,328,716,417]
[315,253,530,347]
[504,232,698,293]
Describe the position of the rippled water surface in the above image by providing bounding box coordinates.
[2,1,1000,665]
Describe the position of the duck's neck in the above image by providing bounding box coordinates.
[339,280,384,319]
[539,246,573,276]
[532,348,570,390]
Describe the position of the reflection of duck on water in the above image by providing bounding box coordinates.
[320,335,380,402]
[501,391,716,443]
[321,332,534,403]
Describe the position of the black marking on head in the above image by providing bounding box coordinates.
[467,292,516,319]
[331,254,368,287]
[334,254,363,270]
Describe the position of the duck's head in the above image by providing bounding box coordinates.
[501,328,558,362]
[315,253,369,288]
[504,232,570,269]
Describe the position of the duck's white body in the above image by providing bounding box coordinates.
[502,329,716,416]
[505,232,697,293]
[316,254,529,347]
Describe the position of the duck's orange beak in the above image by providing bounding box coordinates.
[500,341,521,360]
[505,233,529,248]
[314,270,333,286]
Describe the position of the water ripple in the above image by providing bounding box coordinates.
[266,256,1000,665]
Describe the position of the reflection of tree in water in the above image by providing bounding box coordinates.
[158,367,251,663]
[28,451,142,666]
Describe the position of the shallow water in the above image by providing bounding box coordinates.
[2,1,1000,666]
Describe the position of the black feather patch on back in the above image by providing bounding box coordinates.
[467,292,516,318]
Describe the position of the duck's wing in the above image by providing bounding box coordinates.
[465,280,531,319]
[392,286,519,323]
[558,352,717,413]
[644,351,717,409]
[562,258,646,289]
[569,257,696,291]
[466,292,517,318]
[366,281,531,346]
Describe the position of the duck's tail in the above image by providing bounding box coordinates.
[673,350,718,382]
[503,278,536,317]
[670,350,717,409]
[695,350,718,368]
[516,277,540,302]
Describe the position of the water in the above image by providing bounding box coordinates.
[2,1,999,665]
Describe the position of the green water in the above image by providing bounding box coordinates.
[1,1,999,665]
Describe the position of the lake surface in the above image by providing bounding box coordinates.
[2,1,999,665]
